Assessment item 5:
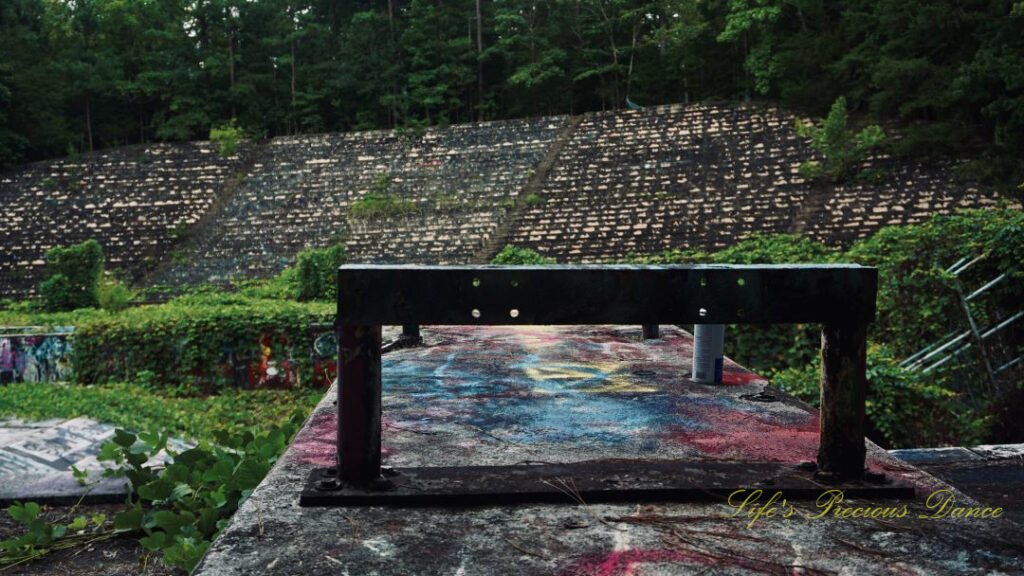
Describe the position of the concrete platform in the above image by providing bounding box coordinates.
[195,326,1024,575]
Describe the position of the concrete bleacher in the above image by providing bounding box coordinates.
[155,117,565,285]
[803,158,1006,246]
[1,103,1013,299]
[505,103,818,261]
[503,104,1010,262]
[0,143,249,299]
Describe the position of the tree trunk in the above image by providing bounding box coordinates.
[85,96,93,153]
[476,0,484,120]
[228,28,236,118]
[291,36,297,134]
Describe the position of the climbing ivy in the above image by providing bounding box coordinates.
[294,243,347,301]
[38,239,105,311]
[627,209,1023,447]
[0,410,307,573]
[70,293,333,390]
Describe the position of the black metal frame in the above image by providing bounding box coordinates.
[301,264,891,506]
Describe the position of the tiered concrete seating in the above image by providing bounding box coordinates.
[506,103,817,261]
[3,104,1012,299]
[158,117,564,285]
[0,143,248,299]
[803,159,1006,246]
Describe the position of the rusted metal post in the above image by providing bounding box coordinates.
[641,324,659,339]
[402,323,421,343]
[817,321,867,480]
[337,324,383,486]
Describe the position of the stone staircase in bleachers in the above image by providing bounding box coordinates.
[152,117,566,285]
[505,103,819,261]
[0,142,251,299]
[802,158,1005,246]
[502,103,1012,262]
[1,103,1013,300]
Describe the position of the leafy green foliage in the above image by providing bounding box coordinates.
[294,243,347,301]
[490,245,555,265]
[93,410,304,572]
[373,172,394,193]
[846,208,1023,357]
[524,193,546,206]
[0,410,307,572]
[0,380,319,445]
[39,239,105,311]
[772,345,981,448]
[209,119,243,158]
[96,279,132,312]
[1,500,115,569]
[795,96,886,182]
[349,193,418,220]
[70,293,332,389]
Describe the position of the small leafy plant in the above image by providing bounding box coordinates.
[209,120,243,158]
[795,96,886,182]
[349,193,417,219]
[0,410,307,573]
[490,245,555,265]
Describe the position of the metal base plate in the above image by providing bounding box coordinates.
[300,459,914,507]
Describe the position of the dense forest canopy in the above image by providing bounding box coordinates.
[1,0,1022,184]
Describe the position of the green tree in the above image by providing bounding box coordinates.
[716,0,783,98]
[294,243,347,301]
[402,0,476,125]
[39,239,106,311]
[794,96,885,182]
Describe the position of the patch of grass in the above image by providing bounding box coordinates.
[0,381,320,444]
[349,193,418,219]
[524,193,546,206]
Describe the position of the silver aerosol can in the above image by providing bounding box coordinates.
[692,308,724,383]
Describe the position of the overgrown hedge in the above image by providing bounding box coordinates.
[626,208,1022,447]
[69,294,332,390]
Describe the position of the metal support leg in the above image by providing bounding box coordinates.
[642,324,659,339]
[337,324,383,486]
[817,322,867,480]
[402,323,422,344]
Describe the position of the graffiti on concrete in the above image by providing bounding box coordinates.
[214,328,336,389]
[0,329,74,384]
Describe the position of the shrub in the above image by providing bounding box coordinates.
[349,193,417,219]
[373,171,393,193]
[71,294,333,389]
[795,96,886,182]
[524,193,546,206]
[490,245,555,265]
[772,345,983,448]
[39,239,105,311]
[294,243,347,301]
[846,208,1023,357]
[96,279,132,312]
[209,119,243,157]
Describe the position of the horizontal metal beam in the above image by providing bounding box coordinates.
[301,460,911,507]
[336,265,877,325]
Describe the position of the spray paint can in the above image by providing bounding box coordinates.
[692,308,724,384]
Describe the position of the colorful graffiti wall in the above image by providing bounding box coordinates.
[214,329,336,389]
[0,326,336,389]
[0,329,74,384]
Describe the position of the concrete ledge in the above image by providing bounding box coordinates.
[194,326,1024,575]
